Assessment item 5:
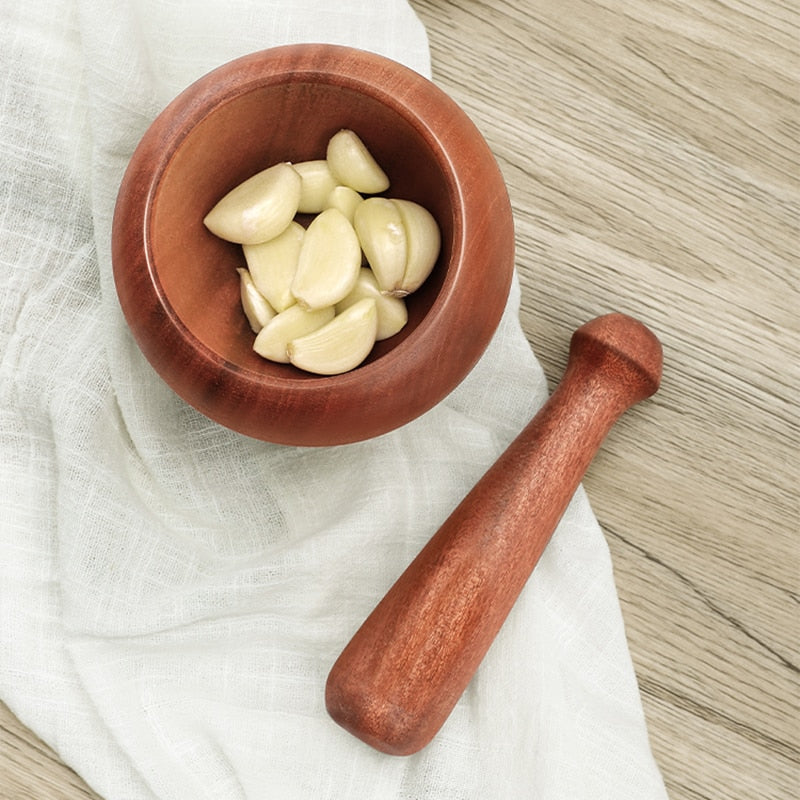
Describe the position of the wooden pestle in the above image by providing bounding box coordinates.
[325,312,663,755]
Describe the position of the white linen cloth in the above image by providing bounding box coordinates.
[0,2,668,798]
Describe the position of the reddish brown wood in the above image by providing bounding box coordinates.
[111,44,514,445]
[325,313,663,754]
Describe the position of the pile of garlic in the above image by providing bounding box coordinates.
[203,129,441,375]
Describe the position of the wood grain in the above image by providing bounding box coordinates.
[1,0,797,797]
[0,702,101,799]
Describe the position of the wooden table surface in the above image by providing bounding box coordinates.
[2,1,797,798]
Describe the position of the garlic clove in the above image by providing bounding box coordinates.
[237,268,276,333]
[203,161,301,245]
[288,298,378,375]
[252,304,334,363]
[291,207,361,311]
[293,160,339,214]
[336,267,408,341]
[326,129,390,195]
[243,221,304,312]
[392,198,441,295]
[324,185,363,224]
[353,197,408,294]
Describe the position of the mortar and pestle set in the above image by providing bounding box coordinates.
[113,43,662,756]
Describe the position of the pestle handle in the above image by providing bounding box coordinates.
[325,313,663,755]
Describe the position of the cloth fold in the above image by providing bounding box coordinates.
[0,1,667,797]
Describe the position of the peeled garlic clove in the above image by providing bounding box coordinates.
[237,268,276,333]
[291,207,361,310]
[336,267,408,341]
[293,160,339,214]
[288,298,378,375]
[253,304,334,363]
[243,221,304,312]
[393,198,441,295]
[353,197,408,294]
[324,185,363,224]
[326,129,390,195]
[203,162,301,245]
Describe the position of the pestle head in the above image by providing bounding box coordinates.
[568,313,663,406]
